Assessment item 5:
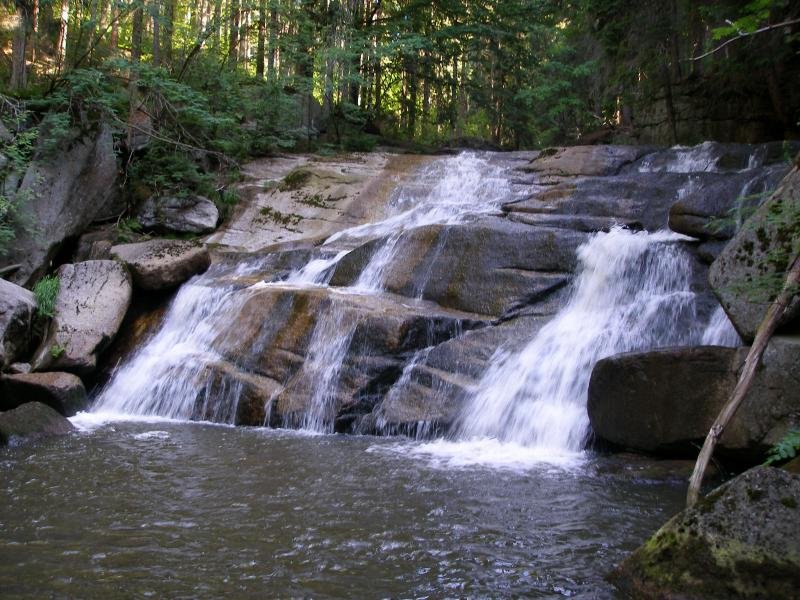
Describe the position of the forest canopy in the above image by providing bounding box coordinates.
[1,0,798,154]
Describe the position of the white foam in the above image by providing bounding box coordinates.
[370,438,585,471]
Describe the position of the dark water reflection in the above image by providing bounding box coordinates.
[0,421,686,598]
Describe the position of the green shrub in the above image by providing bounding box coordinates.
[33,274,60,318]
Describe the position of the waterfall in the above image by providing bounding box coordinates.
[451,227,710,452]
[288,152,518,432]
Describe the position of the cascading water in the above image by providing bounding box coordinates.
[450,227,719,453]
[93,152,518,428]
[283,152,519,432]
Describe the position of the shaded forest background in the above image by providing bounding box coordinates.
[1,0,799,238]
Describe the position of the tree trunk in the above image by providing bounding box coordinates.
[228,0,240,66]
[256,0,266,77]
[163,0,175,67]
[151,1,161,66]
[10,2,32,90]
[131,1,143,64]
[110,1,119,49]
[55,0,69,72]
[687,253,800,507]
[267,3,278,80]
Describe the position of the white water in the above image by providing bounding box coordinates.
[451,227,715,453]
[287,153,518,432]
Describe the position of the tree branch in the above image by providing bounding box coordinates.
[687,18,800,61]
[686,252,800,507]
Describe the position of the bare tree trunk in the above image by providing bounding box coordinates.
[256,0,266,77]
[131,1,143,64]
[213,0,222,51]
[687,253,800,507]
[228,0,240,66]
[55,0,69,72]
[267,2,277,80]
[29,0,38,65]
[10,1,32,90]
[110,1,119,49]
[151,1,161,66]
[163,0,175,67]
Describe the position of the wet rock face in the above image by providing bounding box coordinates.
[0,371,88,416]
[0,278,37,369]
[612,466,800,599]
[521,145,653,177]
[0,401,75,447]
[137,195,219,234]
[32,261,132,374]
[588,337,800,461]
[111,239,211,290]
[1,125,119,286]
[331,219,584,318]
[709,161,800,342]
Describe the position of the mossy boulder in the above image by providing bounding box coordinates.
[709,161,800,342]
[611,466,800,599]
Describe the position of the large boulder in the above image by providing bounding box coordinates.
[588,338,800,460]
[137,195,219,234]
[31,261,132,374]
[0,401,75,447]
[709,159,800,342]
[0,371,88,416]
[611,466,800,599]
[331,219,584,318]
[0,125,119,286]
[111,239,211,290]
[193,361,282,426]
[522,145,653,177]
[0,278,37,368]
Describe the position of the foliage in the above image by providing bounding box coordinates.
[764,429,800,465]
[33,274,60,318]
[50,343,66,359]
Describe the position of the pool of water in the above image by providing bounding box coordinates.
[0,419,687,599]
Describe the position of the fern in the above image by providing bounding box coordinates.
[765,429,800,465]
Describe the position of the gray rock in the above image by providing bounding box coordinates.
[709,162,800,342]
[0,125,119,286]
[8,362,31,374]
[588,338,800,460]
[0,401,75,447]
[32,261,132,374]
[0,371,87,416]
[331,219,584,318]
[0,278,37,369]
[522,145,653,177]
[111,239,211,290]
[192,361,282,426]
[611,466,800,599]
[370,316,549,432]
[137,195,219,234]
[668,166,789,240]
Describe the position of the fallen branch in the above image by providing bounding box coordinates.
[687,252,800,506]
[687,18,800,61]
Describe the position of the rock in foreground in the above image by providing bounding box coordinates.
[111,239,211,290]
[0,371,88,416]
[31,261,132,374]
[611,466,800,599]
[0,402,75,447]
[0,278,37,369]
[588,339,800,461]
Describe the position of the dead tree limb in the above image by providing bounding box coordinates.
[687,18,800,62]
[687,253,800,507]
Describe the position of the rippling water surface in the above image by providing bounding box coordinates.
[1,421,686,599]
